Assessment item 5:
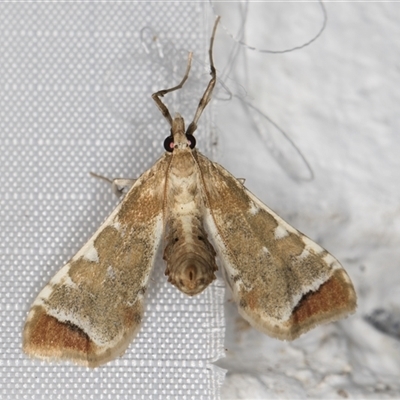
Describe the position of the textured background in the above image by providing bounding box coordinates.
[0,3,225,399]
[1,1,400,399]
[213,2,400,398]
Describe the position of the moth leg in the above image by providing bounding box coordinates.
[237,178,246,185]
[111,178,137,197]
[186,16,220,136]
[90,172,136,198]
[152,52,193,127]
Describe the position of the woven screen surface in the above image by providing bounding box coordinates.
[0,2,225,399]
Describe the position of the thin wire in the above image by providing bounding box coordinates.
[209,0,327,54]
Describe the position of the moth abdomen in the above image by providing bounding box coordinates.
[166,252,216,296]
[163,214,218,296]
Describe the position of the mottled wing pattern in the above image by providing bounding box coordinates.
[23,154,170,367]
[196,152,356,340]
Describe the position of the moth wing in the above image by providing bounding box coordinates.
[23,155,170,367]
[197,153,357,340]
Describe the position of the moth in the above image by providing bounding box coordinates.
[23,17,357,368]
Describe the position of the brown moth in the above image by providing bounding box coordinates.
[23,17,357,368]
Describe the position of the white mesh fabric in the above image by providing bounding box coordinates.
[0,2,225,399]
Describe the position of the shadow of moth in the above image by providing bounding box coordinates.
[23,17,357,368]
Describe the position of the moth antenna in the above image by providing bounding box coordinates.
[186,16,220,137]
[152,52,193,127]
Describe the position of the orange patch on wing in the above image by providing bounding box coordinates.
[287,269,357,338]
[23,307,94,364]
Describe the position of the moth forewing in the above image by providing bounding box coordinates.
[23,155,169,367]
[197,153,357,340]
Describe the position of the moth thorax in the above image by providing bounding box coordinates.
[167,253,216,296]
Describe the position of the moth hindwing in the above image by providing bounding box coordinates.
[23,17,356,368]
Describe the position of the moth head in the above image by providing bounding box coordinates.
[164,113,196,152]
[167,254,216,296]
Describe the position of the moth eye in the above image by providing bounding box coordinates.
[186,134,196,149]
[164,136,174,152]
[197,235,204,241]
